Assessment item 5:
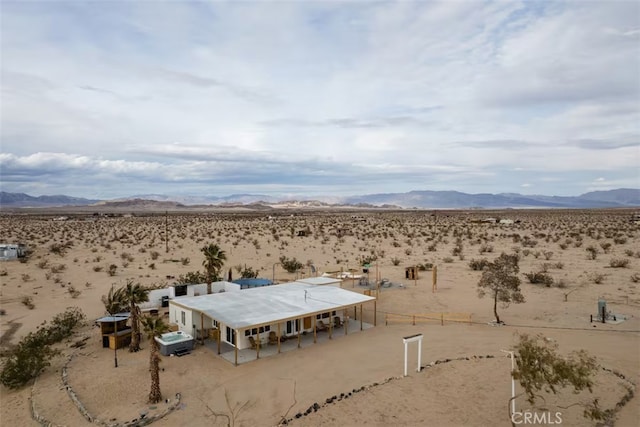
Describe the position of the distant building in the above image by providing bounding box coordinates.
[0,244,27,261]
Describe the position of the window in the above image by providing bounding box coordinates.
[212,320,219,328]
[174,285,187,297]
[181,311,186,325]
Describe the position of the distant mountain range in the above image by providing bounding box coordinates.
[1,188,638,209]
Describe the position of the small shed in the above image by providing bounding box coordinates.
[96,313,132,350]
[405,266,419,280]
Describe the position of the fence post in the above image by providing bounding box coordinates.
[385,314,388,326]
[412,315,415,326]
[441,313,444,326]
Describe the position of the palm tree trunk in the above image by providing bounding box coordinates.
[148,340,162,403]
[130,305,140,352]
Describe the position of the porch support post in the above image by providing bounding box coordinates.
[200,312,205,346]
[297,318,301,348]
[217,322,222,355]
[374,300,377,326]
[277,323,281,353]
[313,316,317,343]
[360,304,363,331]
[256,329,260,359]
[234,329,238,366]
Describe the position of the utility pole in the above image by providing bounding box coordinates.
[165,211,169,253]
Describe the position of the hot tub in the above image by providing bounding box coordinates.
[155,331,194,356]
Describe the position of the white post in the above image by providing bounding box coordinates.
[404,341,408,377]
[402,334,423,377]
[501,350,516,416]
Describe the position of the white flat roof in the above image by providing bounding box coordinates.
[296,276,342,286]
[170,281,375,330]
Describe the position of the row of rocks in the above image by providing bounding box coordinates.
[278,354,636,426]
[279,376,401,425]
[278,355,497,425]
[30,352,183,427]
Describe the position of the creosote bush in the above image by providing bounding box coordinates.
[609,258,629,268]
[279,256,303,273]
[0,308,85,389]
[524,271,555,287]
[468,258,490,271]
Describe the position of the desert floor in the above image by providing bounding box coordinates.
[0,208,638,427]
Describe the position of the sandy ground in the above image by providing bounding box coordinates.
[0,209,638,427]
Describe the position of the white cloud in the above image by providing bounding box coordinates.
[1,1,638,198]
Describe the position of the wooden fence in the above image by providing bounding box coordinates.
[384,312,472,326]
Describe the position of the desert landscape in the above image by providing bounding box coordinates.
[0,207,638,427]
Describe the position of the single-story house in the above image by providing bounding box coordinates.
[168,281,376,365]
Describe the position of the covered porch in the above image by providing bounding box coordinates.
[169,281,377,365]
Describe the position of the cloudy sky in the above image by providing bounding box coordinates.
[1,1,639,200]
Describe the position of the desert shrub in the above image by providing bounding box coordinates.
[589,273,605,284]
[67,286,81,298]
[631,273,640,283]
[50,263,66,273]
[21,273,31,282]
[36,260,49,269]
[586,246,598,260]
[239,266,259,279]
[149,263,156,270]
[0,269,6,277]
[522,249,531,257]
[543,251,553,260]
[478,244,494,254]
[600,242,612,254]
[613,236,627,244]
[176,271,207,284]
[49,243,66,256]
[0,308,85,389]
[468,258,490,271]
[150,251,160,260]
[21,296,35,309]
[427,244,437,252]
[108,264,117,276]
[279,256,303,273]
[553,262,564,269]
[559,243,568,250]
[442,257,454,263]
[555,279,568,289]
[391,257,401,266]
[93,266,103,272]
[404,248,412,256]
[524,271,554,287]
[609,258,629,268]
[180,257,190,266]
[624,249,634,257]
[417,263,433,271]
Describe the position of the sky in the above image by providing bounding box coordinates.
[1,0,639,200]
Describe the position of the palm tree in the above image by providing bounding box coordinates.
[102,285,127,315]
[142,316,169,404]
[122,280,150,352]
[201,244,227,294]
[101,285,127,368]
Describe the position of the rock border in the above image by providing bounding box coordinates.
[278,354,636,426]
[30,352,182,427]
